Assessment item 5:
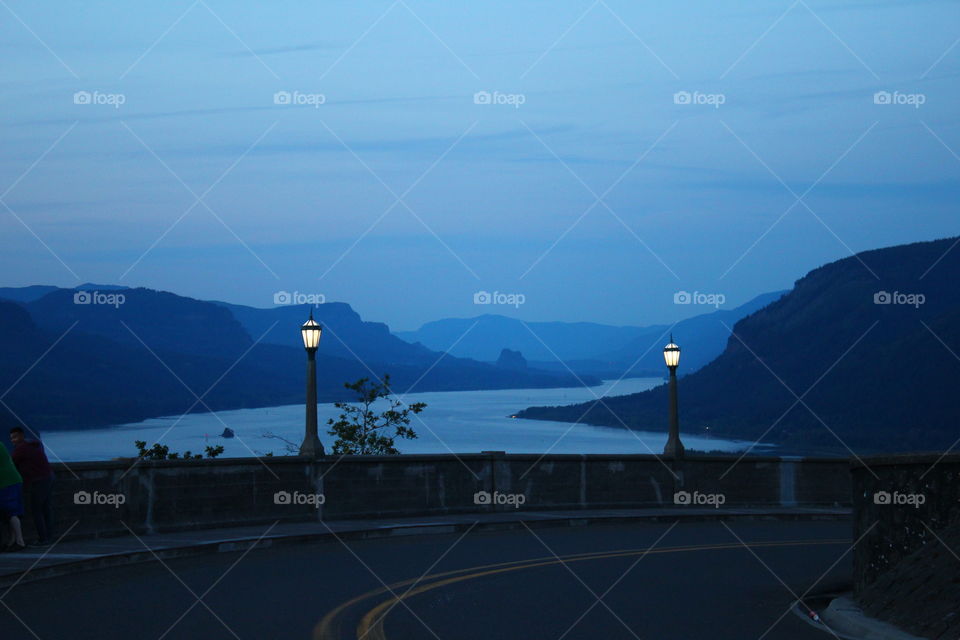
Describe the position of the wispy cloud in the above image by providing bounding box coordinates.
[221,42,341,57]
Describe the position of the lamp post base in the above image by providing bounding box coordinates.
[299,433,325,458]
[663,438,685,458]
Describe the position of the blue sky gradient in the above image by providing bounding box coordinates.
[1,0,958,329]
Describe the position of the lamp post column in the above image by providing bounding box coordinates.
[300,349,323,457]
[664,365,684,458]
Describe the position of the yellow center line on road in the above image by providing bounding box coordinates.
[313,538,848,640]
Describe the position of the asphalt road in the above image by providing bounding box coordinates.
[0,519,852,640]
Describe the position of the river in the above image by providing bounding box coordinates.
[40,378,766,461]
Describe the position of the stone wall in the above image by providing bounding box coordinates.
[21,453,850,540]
[851,453,960,592]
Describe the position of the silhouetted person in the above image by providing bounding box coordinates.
[0,442,25,551]
[10,427,54,545]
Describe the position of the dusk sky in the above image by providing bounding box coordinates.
[1,1,958,330]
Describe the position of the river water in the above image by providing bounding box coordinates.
[40,378,765,461]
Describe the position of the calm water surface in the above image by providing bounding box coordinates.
[41,378,766,461]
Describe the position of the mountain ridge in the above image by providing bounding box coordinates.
[0,286,598,431]
[516,236,960,453]
[397,291,786,376]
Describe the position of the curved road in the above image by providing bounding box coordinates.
[0,519,851,639]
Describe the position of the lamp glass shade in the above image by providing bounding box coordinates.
[663,342,680,368]
[301,317,322,350]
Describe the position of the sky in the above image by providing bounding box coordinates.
[1,0,958,331]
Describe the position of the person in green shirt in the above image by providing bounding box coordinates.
[0,443,26,551]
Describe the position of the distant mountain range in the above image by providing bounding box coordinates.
[396,291,786,377]
[0,285,597,431]
[518,237,960,454]
[397,316,646,363]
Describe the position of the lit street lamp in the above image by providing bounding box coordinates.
[300,312,325,457]
[662,335,684,458]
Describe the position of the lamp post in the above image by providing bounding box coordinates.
[662,335,684,458]
[300,312,325,457]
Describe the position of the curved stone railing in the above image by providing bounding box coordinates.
[30,453,850,540]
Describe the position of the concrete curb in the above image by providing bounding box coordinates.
[0,509,850,589]
[818,596,928,640]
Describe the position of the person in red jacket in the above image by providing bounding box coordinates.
[9,427,55,545]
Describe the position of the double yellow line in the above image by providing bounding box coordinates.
[314,538,847,639]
